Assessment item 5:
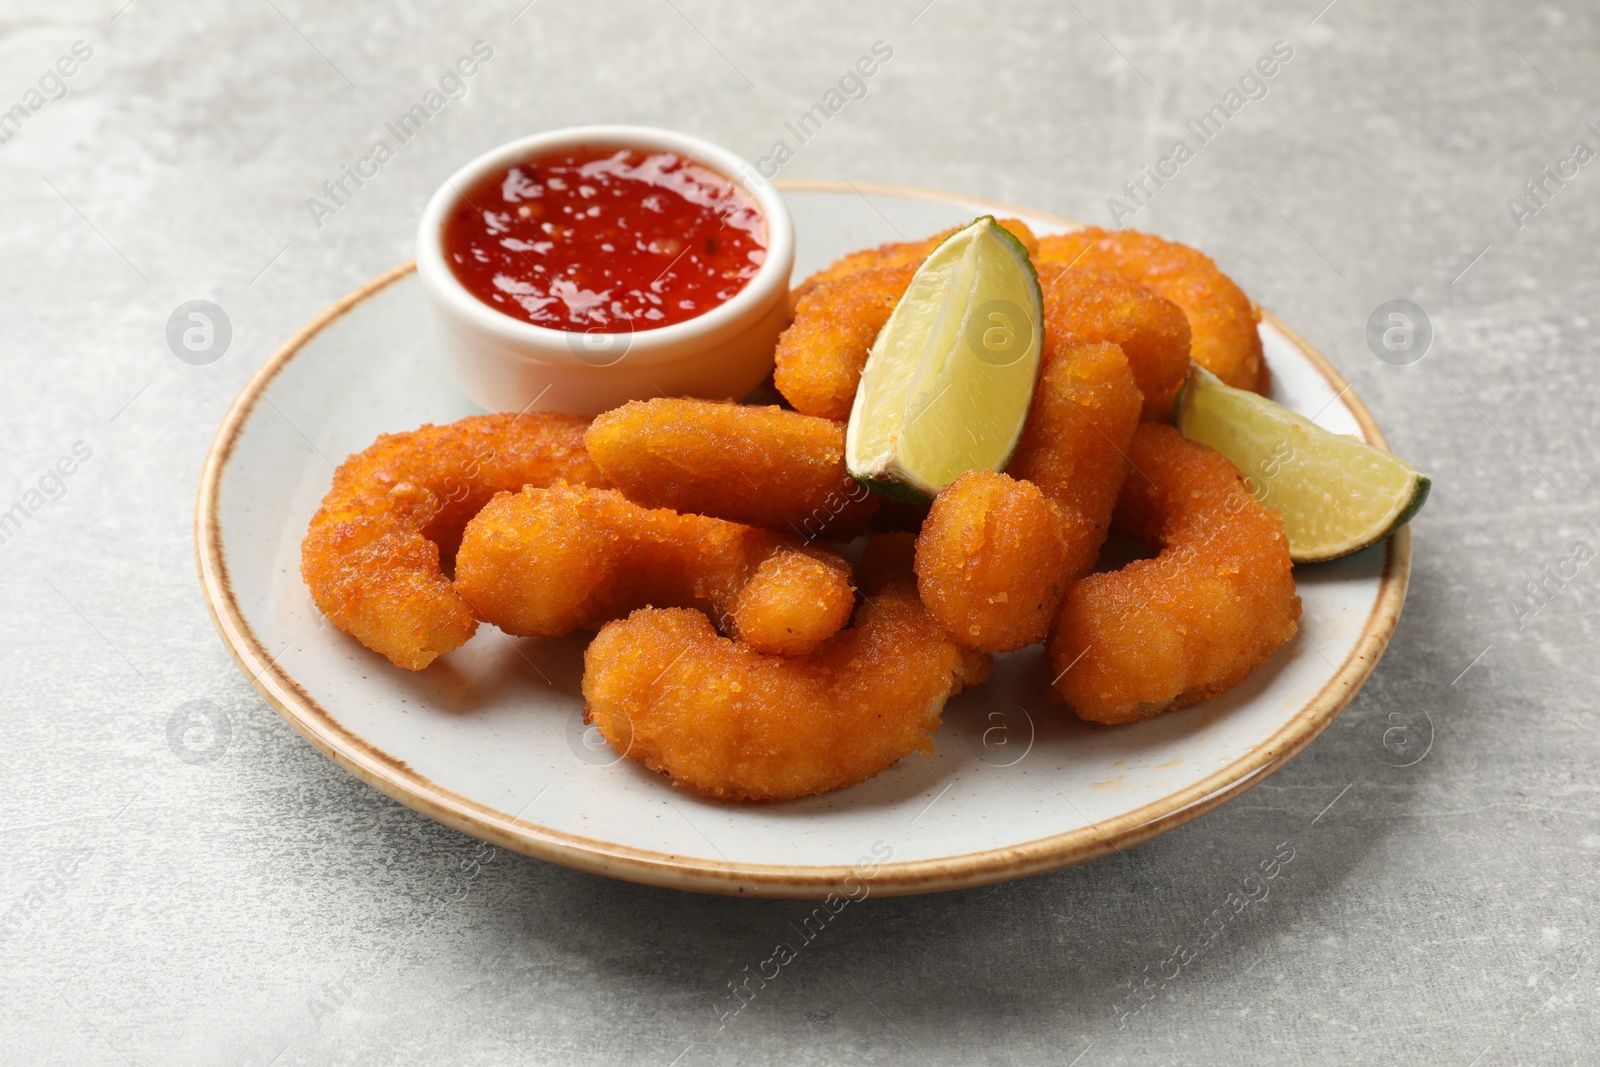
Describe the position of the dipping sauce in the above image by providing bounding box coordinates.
[441,145,767,333]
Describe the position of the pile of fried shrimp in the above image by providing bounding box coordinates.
[301,221,1300,802]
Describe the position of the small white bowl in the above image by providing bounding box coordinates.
[416,125,794,416]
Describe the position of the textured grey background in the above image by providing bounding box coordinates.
[1,0,1596,1063]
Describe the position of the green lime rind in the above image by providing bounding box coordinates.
[851,470,935,508]
[1392,473,1431,530]
[980,215,1042,297]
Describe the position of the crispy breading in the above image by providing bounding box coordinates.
[300,413,603,670]
[454,483,854,657]
[585,398,876,540]
[581,536,990,800]
[914,470,1068,652]
[1008,340,1144,570]
[1036,227,1266,392]
[1044,267,1192,421]
[1051,424,1300,723]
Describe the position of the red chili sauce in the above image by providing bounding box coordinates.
[441,145,767,333]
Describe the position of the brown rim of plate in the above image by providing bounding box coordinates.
[195,182,1411,899]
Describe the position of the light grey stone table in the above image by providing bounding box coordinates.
[2,1,1595,1063]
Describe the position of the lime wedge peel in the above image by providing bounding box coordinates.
[844,216,1044,505]
[1174,365,1429,563]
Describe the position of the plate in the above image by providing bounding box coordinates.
[196,183,1409,898]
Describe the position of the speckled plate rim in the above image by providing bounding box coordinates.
[196,181,1410,899]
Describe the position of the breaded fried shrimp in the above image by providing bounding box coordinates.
[774,264,916,420]
[1007,340,1143,575]
[914,470,1068,651]
[1036,227,1266,393]
[581,535,991,800]
[300,413,603,671]
[1044,268,1192,421]
[584,398,877,540]
[454,484,854,657]
[1051,424,1300,724]
[775,220,1039,419]
[732,551,860,657]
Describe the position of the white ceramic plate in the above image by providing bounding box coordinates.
[198,183,1409,898]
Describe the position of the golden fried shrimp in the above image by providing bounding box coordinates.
[454,483,854,657]
[1045,268,1192,421]
[774,264,915,420]
[730,552,857,656]
[584,398,877,541]
[775,220,1039,419]
[910,346,1139,651]
[792,218,1039,299]
[1050,424,1300,724]
[914,470,1068,651]
[1036,227,1266,393]
[300,413,603,671]
[1007,340,1143,576]
[581,534,991,800]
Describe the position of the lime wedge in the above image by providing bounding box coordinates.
[845,216,1044,504]
[1174,364,1429,563]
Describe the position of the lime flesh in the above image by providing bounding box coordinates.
[1174,365,1429,563]
[844,216,1044,504]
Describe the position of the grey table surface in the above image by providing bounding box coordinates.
[2,0,1596,1063]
